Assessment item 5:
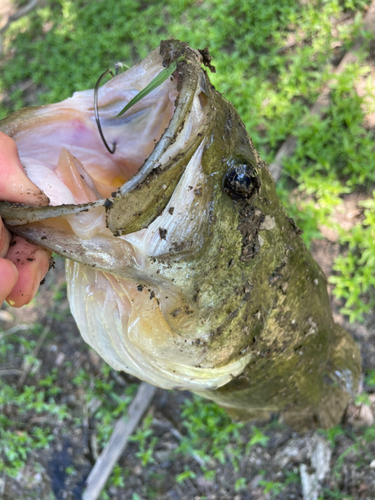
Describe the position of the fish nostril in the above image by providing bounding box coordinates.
[223,161,260,201]
[198,91,208,108]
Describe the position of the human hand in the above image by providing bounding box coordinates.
[0,132,51,307]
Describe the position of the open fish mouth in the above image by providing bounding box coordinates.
[0,40,254,391]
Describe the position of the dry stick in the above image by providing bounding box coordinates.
[0,369,23,376]
[0,0,39,35]
[0,323,30,341]
[0,474,4,500]
[82,382,157,500]
[0,0,39,56]
[269,1,375,182]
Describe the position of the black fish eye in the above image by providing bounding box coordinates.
[223,160,260,201]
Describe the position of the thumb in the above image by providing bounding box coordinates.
[0,132,49,206]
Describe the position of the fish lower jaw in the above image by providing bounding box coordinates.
[66,260,251,391]
[89,340,252,392]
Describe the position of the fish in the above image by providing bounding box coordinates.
[0,40,361,430]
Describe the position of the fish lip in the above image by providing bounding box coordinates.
[1,199,106,227]
[115,42,203,197]
[0,40,205,227]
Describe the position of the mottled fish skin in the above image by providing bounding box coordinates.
[0,40,361,429]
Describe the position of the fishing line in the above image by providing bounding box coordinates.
[94,69,116,155]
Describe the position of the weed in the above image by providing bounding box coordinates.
[361,423,375,443]
[234,477,247,491]
[365,369,375,388]
[130,414,158,466]
[245,426,270,453]
[259,469,300,498]
[329,192,375,322]
[354,392,372,405]
[176,468,197,483]
[176,395,244,470]
[332,443,358,478]
[321,488,354,499]
[320,425,346,446]
[0,321,70,477]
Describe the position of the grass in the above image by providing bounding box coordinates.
[1,0,375,498]
[0,314,139,496]
[0,324,68,477]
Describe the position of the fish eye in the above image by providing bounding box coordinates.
[223,160,260,201]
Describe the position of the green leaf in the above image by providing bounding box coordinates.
[116,56,185,117]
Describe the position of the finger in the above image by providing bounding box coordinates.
[0,258,18,305]
[5,236,51,307]
[0,132,49,205]
[0,218,11,258]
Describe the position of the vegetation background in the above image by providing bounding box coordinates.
[0,0,375,499]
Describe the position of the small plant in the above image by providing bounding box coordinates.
[130,414,158,466]
[176,395,244,471]
[365,369,375,388]
[259,478,285,497]
[361,424,375,444]
[0,324,70,478]
[320,425,346,446]
[354,393,371,405]
[259,470,300,499]
[234,477,247,491]
[332,443,358,478]
[246,426,270,453]
[176,468,197,483]
[65,465,76,476]
[322,488,354,499]
[329,193,375,322]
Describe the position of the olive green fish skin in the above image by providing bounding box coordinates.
[148,59,360,429]
[0,40,361,430]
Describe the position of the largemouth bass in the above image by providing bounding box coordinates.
[0,40,360,430]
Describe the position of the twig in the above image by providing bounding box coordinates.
[0,323,30,340]
[0,369,23,376]
[0,0,39,56]
[0,0,39,35]
[0,474,5,499]
[269,0,375,182]
[82,401,90,456]
[90,433,99,462]
[82,382,157,500]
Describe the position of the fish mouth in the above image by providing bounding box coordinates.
[0,40,210,239]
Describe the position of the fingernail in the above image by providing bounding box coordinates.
[25,267,43,305]
[0,223,11,259]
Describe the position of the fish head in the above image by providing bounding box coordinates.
[0,40,275,391]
